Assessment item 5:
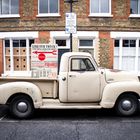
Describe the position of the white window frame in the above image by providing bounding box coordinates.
[3,38,34,77]
[111,32,140,74]
[54,37,70,49]
[37,0,60,17]
[130,0,140,18]
[114,38,139,71]
[89,0,112,17]
[78,39,94,49]
[50,31,70,49]
[0,31,38,77]
[0,0,20,18]
[55,38,70,49]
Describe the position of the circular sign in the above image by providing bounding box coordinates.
[38,53,46,61]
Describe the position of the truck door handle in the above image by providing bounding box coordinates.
[69,75,76,78]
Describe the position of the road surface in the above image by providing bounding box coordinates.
[0,106,140,140]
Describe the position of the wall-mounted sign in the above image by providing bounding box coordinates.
[31,44,58,79]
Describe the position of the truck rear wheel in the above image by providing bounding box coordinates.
[115,95,138,116]
[9,95,34,119]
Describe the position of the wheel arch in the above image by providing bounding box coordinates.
[6,93,34,107]
[115,91,140,105]
[0,82,43,108]
[100,82,140,108]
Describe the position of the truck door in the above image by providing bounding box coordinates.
[68,57,100,102]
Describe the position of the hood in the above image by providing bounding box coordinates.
[101,68,139,83]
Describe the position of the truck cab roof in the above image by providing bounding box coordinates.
[62,52,92,58]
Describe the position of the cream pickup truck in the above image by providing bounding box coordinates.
[0,52,140,118]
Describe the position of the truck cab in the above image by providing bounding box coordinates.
[59,52,104,103]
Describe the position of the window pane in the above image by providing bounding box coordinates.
[5,40,10,47]
[13,40,19,47]
[115,40,119,47]
[91,0,99,13]
[130,0,138,14]
[2,0,9,14]
[101,0,109,13]
[11,0,19,14]
[130,40,136,47]
[39,0,48,13]
[80,40,93,47]
[71,59,86,71]
[29,39,34,47]
[20,40,26,47]
[50,0,58,13]
[56,40,66,46]
[71,58,94,71]
[123,40,129,47]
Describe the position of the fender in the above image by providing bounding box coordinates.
[0,82,42,108]
[100,81,140,108]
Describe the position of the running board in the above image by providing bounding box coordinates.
[40,99,102,109]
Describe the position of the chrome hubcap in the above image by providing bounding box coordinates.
[17,102,28,113]
[121,100,132,111]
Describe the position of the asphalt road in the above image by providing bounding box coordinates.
[0,106,140,140]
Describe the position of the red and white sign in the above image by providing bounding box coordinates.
[31,44,58,79]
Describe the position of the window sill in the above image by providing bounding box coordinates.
[0,14,20,18]
[37,13,61,17]
[79,47,94,49]
[129,14,140,18]
[89,14,113,18]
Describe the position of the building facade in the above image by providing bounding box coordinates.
[0,0,140,77]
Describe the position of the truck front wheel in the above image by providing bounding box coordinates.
[115,95,138,116]
[9,95,34,119]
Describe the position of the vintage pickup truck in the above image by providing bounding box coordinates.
[0,52,140,118]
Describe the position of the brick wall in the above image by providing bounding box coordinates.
[0,0,139,70]
[35,31,50,43]
[0,0,140,32]
[99,32,114,69]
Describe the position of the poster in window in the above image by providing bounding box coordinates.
[31,44,58,79]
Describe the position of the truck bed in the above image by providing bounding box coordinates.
[0,77,58,98]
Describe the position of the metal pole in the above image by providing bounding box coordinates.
[70,0,73,52]
[65,0,78,52]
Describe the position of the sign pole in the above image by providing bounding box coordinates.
[70,1,73,52]
[65,0,78,52]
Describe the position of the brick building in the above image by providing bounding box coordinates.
[0,0,140,77]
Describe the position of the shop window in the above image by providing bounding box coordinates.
[4,39,34,74]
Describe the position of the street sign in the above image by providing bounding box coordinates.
[65,13,77,34]
[31,44,58,79]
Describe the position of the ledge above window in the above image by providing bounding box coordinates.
[0,14,20,18]
[89,13,113,18]
[129,14,140,18]
[37,13,61,17]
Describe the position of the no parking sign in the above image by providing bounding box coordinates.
[31,44,58,78]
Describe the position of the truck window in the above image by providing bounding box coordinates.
[71,58,95,71]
